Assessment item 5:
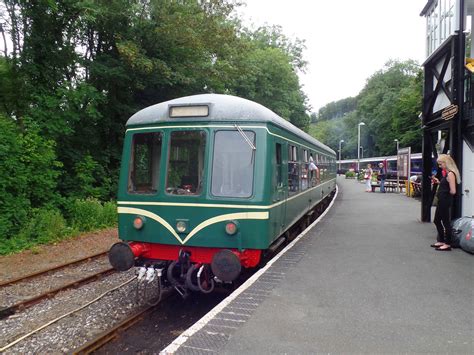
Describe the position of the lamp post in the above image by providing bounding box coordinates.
[357,122,365,172]
[338,139,344,173]
[394,139,399,192]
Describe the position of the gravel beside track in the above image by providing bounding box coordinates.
[0,270,146,353]
[0,256,111,309]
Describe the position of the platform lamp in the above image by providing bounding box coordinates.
[338,139,344,173]
[357,122,365,172]
[394,139,400,192]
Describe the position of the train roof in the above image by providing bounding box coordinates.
[127,94,335,155]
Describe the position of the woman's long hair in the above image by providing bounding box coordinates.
[437,154,461,184]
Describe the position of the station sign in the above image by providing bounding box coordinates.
[441,104,458,121]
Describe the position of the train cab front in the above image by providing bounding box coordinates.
[107,206,266,295]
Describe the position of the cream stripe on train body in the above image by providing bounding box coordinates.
[117,207,269,245]
[118,181,335,245]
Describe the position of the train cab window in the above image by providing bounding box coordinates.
[166,130,206,195]
[128,132,162,194]
[288,145,299,196]
[211,130,255,198]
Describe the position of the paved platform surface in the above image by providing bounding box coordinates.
[165,177,473,354]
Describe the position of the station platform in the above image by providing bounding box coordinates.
[163,177,473,354]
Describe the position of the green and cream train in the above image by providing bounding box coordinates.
[108,94,336,293]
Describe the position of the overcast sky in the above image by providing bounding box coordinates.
[238,0,428,112]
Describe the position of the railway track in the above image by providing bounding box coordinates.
[73,290,174,355]
[0,251,115,319]
[0,251,108,287]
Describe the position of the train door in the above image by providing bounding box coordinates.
[462,142,474,217]
[272,141,287,236]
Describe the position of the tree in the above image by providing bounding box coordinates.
[308,60,422,157]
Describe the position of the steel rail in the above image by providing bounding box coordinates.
[72,289,172,354]
[72,305,155,354]
[0,276,137,353]
[0,251,109,287]
[0,267,116,319]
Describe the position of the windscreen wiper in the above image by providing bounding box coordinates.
[234,124,256,151]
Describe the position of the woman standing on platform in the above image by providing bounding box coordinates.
[431,154,461,251]
[364,163,373,192]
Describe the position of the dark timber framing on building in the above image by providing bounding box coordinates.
[420,0,474,221]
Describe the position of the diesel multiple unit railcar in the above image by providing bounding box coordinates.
[108,94,336,294]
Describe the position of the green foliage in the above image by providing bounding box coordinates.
[0,115,61,239]
[19,208,68,244]
[101,201,118,227]
[69,198,117,232]
[317,97,357,121]
[0,208,68,255]
[0,0,310,253]
[345,171,356,178]
[308,60,422,158]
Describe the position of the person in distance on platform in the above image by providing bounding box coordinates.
[378,162,386,193]
[430,154,461,251]
[364,163,373,192]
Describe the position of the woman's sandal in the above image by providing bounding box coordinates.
[430,243,444,248]
[435,246,452,251]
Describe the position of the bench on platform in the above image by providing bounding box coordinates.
[371,179,405,193]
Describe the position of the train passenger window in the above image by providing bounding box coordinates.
[211,130,255,198]
[288,145,299,196]
[301,149,309,190]
[276,143,282,187]
[128,132,162,194]
[166,130,206,195]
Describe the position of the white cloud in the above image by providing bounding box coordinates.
[239,0,427,111]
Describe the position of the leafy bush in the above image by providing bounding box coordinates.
[0,208,68,255]
[69,198,117,232]
[345,171,356,178]
[0,115,61,239]
[69,198,103,232]
[19,208,68,243]
[101,201,118,227]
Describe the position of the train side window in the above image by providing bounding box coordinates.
[128,132,162,194]
[211,130,255,198]
[166,130,206,195]
[301,149,309,190]
[288,145,299,195]
[309,152,319,187]
[276,143,282,187]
